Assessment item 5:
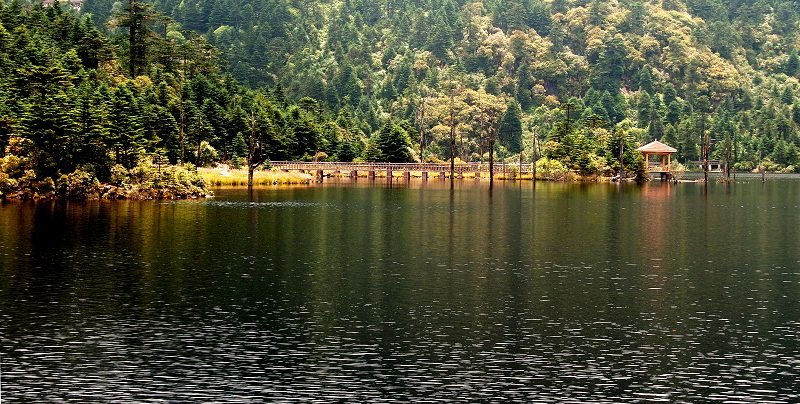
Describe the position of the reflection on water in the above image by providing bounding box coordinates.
[1,180,799,401]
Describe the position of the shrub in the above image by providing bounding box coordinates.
[0,172,18,198]
[110,164,129,186]
[0,154,28,178]
[57,170,100,200]
[313,151,329,162]
[735,161,755,171]
[108,161,210,199]
[535,157,572,181]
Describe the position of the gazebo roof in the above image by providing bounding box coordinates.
[637,139,677,154]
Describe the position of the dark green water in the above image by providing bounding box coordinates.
[1,179,799,401]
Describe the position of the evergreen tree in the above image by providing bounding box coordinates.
[109,0,164,77]
[637,92,652,128]
[781,86,794,105]
[109,85,146,168]
[648,96,665,140]
[375,121,412,162]
[590,35,627,94]
[663,83,678,106]
[528,1,551,35]
[665,101,682,125]
[787,50,800,77]
[427,14,453,61]
[499,99,523,153]
[638,67,655,95]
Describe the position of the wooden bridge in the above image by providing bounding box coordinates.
[270,161,534,181]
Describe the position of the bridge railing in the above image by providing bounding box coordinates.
[269,161,535,173]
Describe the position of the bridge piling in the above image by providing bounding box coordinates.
[403,171,410,182]
[422,172,428,181]
[475,172,481,180]
[368,170,375,179]
[438,171,445,179]
[350,170,358,179]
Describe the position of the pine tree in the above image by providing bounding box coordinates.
[17,64,79,176]
[110,85,146,167]
[75,81,111,172]
[426,15,453,61]
[109,0,163,77]
[648,96,665,140]
[499,100,523,153]
[781,86,794,105]
[528,1,551,35]
[665,101,682,125]
[590,35,627,94]
[362,137,381,162]
[375,121,412,162]
[589,0,610,26]
[663,83,678,106]
[638,67,655,95]
[792,103,800,126]
[637,92,652,128]
[787,50,800,76]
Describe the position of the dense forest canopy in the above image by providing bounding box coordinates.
[2,0,800,193]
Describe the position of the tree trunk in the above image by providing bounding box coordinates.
[701,112,708,183]
[128,0,137,78]
[489,129,495,186]
[416,98,426,160]
[449,89,455,180]
[619,134,625,178]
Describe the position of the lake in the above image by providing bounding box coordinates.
[1,178,799,401]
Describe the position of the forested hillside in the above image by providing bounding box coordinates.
[3,0,800,194]
[83,0,800,171]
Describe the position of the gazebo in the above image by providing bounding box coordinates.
[637,139,677,174]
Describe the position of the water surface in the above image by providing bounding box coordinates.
[1,179,799,401]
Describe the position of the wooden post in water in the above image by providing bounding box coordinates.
[369,170,375,179]
[403,171,410,182]
[316,170,324,182]
[439,171,445,179]
[350,170,358,179]
[422,172,428,181]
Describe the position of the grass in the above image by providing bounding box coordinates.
[199,167,313,186]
